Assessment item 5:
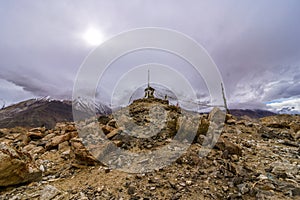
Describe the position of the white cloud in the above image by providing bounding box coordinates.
[267,96,300,114]
[0,78,34,106]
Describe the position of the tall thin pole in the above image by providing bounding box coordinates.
[221,82,229,114]
[148,69,150,87]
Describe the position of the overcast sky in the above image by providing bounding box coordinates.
[0,0,299,113]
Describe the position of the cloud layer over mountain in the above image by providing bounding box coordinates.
[0,1,299,112]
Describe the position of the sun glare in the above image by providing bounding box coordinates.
[83,28,104,46]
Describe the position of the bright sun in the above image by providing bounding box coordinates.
[83,28,104,46]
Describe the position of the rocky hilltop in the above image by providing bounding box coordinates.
[0,98,299,199]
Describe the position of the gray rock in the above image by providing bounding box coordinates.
[237,183,249,194]
[127,186,136,195]
[271,161,298,178]
[292,187,300,196]
[40,185,61,200]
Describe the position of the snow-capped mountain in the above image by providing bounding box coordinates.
[0,97,111,128]
[72,97,111,116]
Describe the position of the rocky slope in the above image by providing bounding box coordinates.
[0,98,299,199]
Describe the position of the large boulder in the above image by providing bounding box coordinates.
[26,127,46,140]
[0,143,42,186]
[214,137,242,156]
[45,131,77,150]
[70,138,100,166]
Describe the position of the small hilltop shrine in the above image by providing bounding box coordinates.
[144,70,155,99]
[127,70,181,137]
[132,70,169,105]
[128,70,181,126]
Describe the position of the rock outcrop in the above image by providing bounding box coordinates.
[0,143,42,187]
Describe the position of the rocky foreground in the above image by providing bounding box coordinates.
[0,100,299,199]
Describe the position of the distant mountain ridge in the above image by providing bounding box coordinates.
[0,97,111,129]
[229,109,276,119]
[0,97,277,129]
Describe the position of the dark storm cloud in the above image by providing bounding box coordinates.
[0,66,74,99]
[0,0,299,111]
